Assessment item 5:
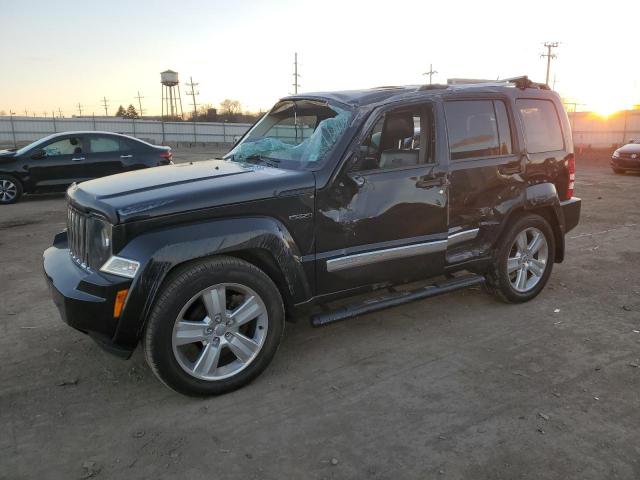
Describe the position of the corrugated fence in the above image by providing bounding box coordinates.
[2,110,640,149]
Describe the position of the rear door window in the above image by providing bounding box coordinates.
[516,99,564,153]
[444,100,510,160]
[89,136,121,153]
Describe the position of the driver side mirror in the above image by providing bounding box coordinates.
[31,149,46,160]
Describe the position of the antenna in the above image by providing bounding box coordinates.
[423,64,438,85]
[292,52,301,94]
[541,42,559,86]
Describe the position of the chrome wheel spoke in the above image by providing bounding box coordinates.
[528,258,545,276]
[515,231,528,253]
[202,286,227,319]
[174,320,209,346]
[507,256,521,274]
[515,266,528,290]
[226,332,259,363]
[229,295,264,326]
[528,232,543,254]
[193,343,221,376]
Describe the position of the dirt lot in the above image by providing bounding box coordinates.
[1,148,639,480]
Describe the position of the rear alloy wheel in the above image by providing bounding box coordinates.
[0,176,22,204]
[144,256,284,396]
[487,214,555,303]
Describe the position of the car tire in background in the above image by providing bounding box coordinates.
[143,256,285,396]
[0,175,23,204]
[486,213,555,304]
[612,168,625,174]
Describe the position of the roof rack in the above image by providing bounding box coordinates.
[418,75,550,91]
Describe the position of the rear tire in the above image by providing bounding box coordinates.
[612,168,625,174]
[0,175,22,204]
[144,256,285,396]
[487,214,555,303]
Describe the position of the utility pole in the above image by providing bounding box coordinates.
[541,42,558,86]
[185,77,200,119]
[185,76,200,142]
[101,96,109,116]
[76,102,83,116]
[292,52,301,94]
[57,107,64,118]
[135,91,145,118]
[24,108,28,116]
[423,64,438,85]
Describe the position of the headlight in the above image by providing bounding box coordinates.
[613,150,620,158]
[86,216,112,270]
[100,256,140,278]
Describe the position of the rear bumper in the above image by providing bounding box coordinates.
[43,231,134,358]
[560,197,581,233]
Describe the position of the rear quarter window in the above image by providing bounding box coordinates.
[516,99,564,153]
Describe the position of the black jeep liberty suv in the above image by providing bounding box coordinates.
[44,76,581,396]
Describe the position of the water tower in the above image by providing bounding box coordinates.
[161,70,184,120]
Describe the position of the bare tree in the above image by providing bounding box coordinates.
[220,99,242,117]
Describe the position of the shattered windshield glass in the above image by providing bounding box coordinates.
[225,99,352,167]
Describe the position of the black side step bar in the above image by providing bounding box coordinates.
[310,274,485,327]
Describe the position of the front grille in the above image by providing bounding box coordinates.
[67,205,89,268]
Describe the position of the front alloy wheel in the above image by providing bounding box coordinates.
[144,256,285,396]
[172,283,269,381]
[0,176,22,204]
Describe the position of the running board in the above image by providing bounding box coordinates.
[310,274,485,327]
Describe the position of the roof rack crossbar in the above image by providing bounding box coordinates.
[418,75,550,91]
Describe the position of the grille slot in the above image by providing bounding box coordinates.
[67,206,89,268]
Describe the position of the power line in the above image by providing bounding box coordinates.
[541,42,559,87]
[423,63,438,85]
[135,91,145,117]
[292,52,301,94]
[101,96,109,116]
[185,76,200,119]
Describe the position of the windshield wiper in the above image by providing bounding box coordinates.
[243,154,281,168]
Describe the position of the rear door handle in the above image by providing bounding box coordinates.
[120,154,133,159]
[71,157,85,162]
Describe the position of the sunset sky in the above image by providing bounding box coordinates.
[2,0,639,117]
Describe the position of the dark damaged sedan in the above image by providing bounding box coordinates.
[611,139,640,174]
[43,76,581,396]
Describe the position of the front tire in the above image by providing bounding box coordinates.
[144,256,285,396]
[612,167,625,174]
[0,175,22,204]
[487,214,555,303]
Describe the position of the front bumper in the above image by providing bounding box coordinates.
[43,231,134,358]
[560,197,581,233]
[611,157,640,171]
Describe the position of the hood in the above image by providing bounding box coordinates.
[617,143,640,154]
[68,160,315,224]
[0,149,16,160]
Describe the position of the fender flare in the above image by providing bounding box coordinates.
[112,216,311,346]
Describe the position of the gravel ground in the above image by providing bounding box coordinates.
[0,148,639,480]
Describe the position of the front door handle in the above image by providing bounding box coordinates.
[71,157,85,162]
[120,154,133,159]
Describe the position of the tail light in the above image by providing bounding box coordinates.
[566,153,575,199]
[159,149,173,164]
